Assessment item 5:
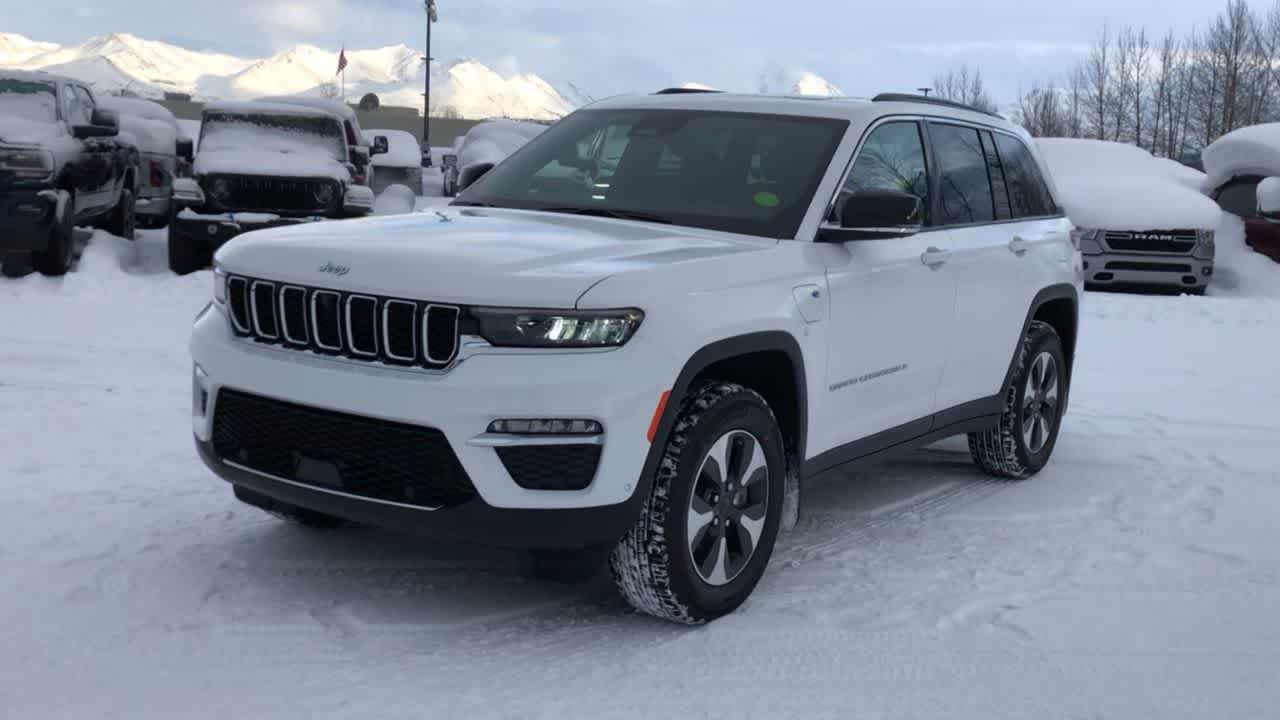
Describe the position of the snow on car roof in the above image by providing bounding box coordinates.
[254,96,357,121]
[1202,123,1280,191]
[366,128,421,168]
[98,96,177,124]
[0,68,74,86]
[203,101,344,120]
[1036,137,1221,231]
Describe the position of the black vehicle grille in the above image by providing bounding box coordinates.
[496,445,602,491]
[205,174,339,214]
[1104,231,1197,254]
[225,274,460,370]
[1105,260,1193,273]
[211,389,477,509]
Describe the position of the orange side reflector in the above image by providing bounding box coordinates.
[647,390,672,443]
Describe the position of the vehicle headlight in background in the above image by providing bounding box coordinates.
[1194,229,1216,259]
[314,183,336,205]
[0,148,53,179]
[472,307,644,348]
[1070,228,1104,254]
[210,177,231,203]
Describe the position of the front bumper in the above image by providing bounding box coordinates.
[172,210,326,254]
[0,189,57,252]
[1083,252,1214,290]
[190,302,673,546]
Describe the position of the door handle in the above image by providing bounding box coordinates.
[921,246,950,268]
[1010,235,1038,256]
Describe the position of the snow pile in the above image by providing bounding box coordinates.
[1257,176,1280,214]
[1036,138,1222,231]
[1202,123,1280,191]
[373,184,417,216]
[368,129,421,168]
[758,66,844,97]
[456,119,546,170]
[1208,212,1280,297]
[1151,157,1208,192]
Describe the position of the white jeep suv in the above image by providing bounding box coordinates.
[190,90,1083,624]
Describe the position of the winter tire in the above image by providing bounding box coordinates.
[968,320,1067,479]
[106,188,136,240]
[32,190,76,277]
[233,486,347,529]
[610,381,785,624]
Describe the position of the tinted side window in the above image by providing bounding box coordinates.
[931,123,995,225]
[981,131,1012,220]
[838,121,930,224]
[64,85,90,126]
[993,133,1057,218]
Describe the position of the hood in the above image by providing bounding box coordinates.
[0,115,63,147]
[214,207,774,307]
[194,149,350,182]
[1054,174,1222,232]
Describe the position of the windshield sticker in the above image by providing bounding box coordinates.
[753,191,780,208]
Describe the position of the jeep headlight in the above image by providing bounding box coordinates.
[0,148,53,180]
[209,177,231,203]
[472,307,644,348]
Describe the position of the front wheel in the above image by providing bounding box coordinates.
[32,190,76,276]
[610,382,785,624]
[968,321,1067,479]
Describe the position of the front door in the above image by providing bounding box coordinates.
[817,119,956,455]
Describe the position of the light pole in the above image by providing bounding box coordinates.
[424,0,438,159]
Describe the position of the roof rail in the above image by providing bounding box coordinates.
[653,87,722,95]
[871,93,1002,119]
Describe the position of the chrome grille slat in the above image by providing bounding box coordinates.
[227,274,459,370]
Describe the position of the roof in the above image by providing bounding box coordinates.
[0,68,76,86]
[254,95,358,122]
[202,101,346,120]
[97,96,177,124]
[585,91,1019,131]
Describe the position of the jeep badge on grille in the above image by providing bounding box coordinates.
[318,262,350,277]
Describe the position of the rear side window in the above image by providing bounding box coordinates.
[931,123,995,225]
[993,133,1057,218]
[980,130,1012,221]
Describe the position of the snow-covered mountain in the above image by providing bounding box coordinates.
[0,32,574,120]
[757,67,844,97]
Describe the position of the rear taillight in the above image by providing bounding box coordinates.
[149,160,166,188]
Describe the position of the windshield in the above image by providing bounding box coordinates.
[0,78,58,123]
[199,112,346,162]
[455,109,848,238]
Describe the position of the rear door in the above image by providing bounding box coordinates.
[931,123,1067,412]
[818,119,957,451]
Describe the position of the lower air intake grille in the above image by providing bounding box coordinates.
[1105,260,1193,273]
[211,389,477,509]
[495,445,602,491]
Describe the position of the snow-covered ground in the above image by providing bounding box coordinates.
[2,221,1278,719]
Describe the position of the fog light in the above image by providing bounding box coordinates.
[1202,266,1213,276]
[193,364,210,417]
[488,419,603,435]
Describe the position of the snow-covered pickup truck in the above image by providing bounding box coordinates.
[167,101,384,275]
[97,95,193,229]
[0,70,140,277]
[190,90,1082,624]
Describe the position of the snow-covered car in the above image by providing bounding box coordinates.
[1037,138,1220,294]
[442,119,546,197]
[167,101,376,275]
[98,95,193,229]
[1204,123,1280,264]
[190,91,1082,624]
[0,70,139,277]
[255,95,388,187]
[367,128,422,196]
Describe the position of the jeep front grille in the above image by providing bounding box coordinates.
[225,274,461,370]
[204,174,338,214]
[1103,231,1197,254]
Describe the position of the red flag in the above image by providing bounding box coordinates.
[336,48,348,76]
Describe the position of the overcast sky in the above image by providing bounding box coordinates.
[6,0,1245,103]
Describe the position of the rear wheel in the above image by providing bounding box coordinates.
[610,382,785,624]
[32,190,76,276]
[968,321,1067,479]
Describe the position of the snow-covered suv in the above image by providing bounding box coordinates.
[190,91,1083,624]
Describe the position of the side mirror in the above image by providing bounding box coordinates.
[458,162,493,192]
[74,108,120,140]
[371,135,389,156]
[441,154,458,169]
[172,177,205,208]
[819,190,924,242]
[175,137,194,162]
[343,185,375,214]
[90,108,119,131]
[421,148,434,168]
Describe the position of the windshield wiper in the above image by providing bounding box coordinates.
[538,207,673,224]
